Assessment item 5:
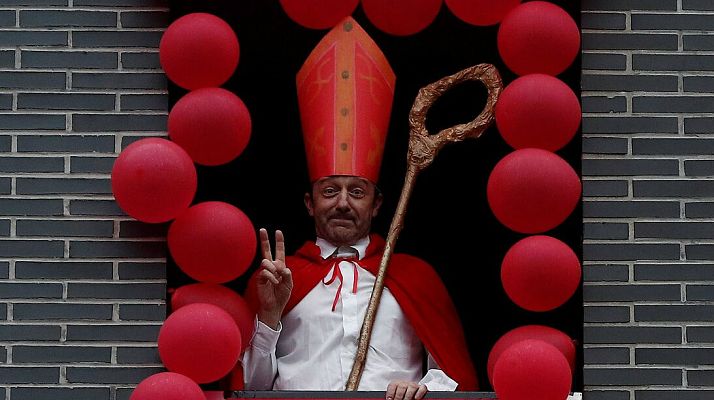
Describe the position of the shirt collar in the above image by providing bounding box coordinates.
[315,236,370,260]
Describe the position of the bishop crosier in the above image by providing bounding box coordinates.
[241,17,478,400]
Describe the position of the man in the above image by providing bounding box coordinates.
[241,17,477,400]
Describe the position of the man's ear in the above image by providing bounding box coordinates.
[372,192,383,217]
[304,192,314,217]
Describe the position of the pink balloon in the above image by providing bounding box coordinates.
[169,88,252,166]
[445,0,521,26]
[496,74,581,151]
[130,372,206,400]
[362,0,443,36]
[280,0,359,29]
[160,13,239,90]
[487,149,581,234]
[497,1,580,76]
[493,339,572,400]
[158,303,241,384]
[111,138,197,223]
[168,201,257,284]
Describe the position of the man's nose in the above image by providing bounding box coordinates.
[335,191,350,211]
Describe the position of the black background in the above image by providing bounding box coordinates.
[166,0,582,392]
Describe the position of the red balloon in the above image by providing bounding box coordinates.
[501,235,581,312]
[493,339,572,400]
[362,0,443,36]
[487,325,576,386]
[158,303,241,383]
[168,88,252,166]
[487,148,581,234]
[171,283,256,352]
[160,13,239,90]
[497,1,580,76]
[280,0,359,29]
[112,138,197,223]
[445,0,521,26]
[168,201,257,283]
[130,372,205,400]
[496,74,581,151]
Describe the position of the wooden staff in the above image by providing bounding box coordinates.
[345,63,503,390]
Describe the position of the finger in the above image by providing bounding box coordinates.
[261,260,282,283]
[386,382,398,400]
[404,385,418,400]
[415,385,428,400]
[278,266,293,287]
[394,384,408,400]
[259,228,273,261]
[259,269,280,285]
[275,230,286,263]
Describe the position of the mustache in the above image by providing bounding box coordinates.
[327,212,355,221]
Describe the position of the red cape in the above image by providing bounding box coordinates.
[241,234,478,391]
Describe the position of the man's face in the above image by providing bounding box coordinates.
[304,176,383,247]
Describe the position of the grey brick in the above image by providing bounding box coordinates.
[20,133,115,153]
[0,51,14,69]
[68,283,165,299]
[0,283,62,299]
[20,11,116,27]
[120,94,167,111]
[583,117,678,134]
[583,159,678,176]
[16,261,113,280]
[634,96,714,113]
[73,31,162,48]
[584,244,680,261]
[0,240,63,257]
[685,117,714,134]
[586,391,630,400]
[684,35,714,51]
[0,114,65,130]
[70,156,115,173]
[0,325,60,341]
[583,180,629,197]
[13,346,111,363]
[582,53,627,71]
[583,33,678,50]
[582,74,678,92]
[0,178,10,195]
[11,387,110,400]
[17,219,114,238]
[18,93,115,111]
[69,199,125,216]
[632,14,714,30]
[119,304,166,320]
[634,54,714,71]
[0,157,63,173]
[72,73,166,89]
[585,326,682,344]
[634,180,714,198]
[688,285,714,301]
[22,51,117,69]
[0,367,59,384]
[70,241,166,258]
[0,136,9,151]
[684,0,714,10]
[685,76,714,93]
[0,220,9,236]
[584,305,630,323]
[636,390,714,400]
[0,0,67,4]
[636,264,714,281]
[688,245,714,260]
[67,366,163,384]
[636,348,714,365]
[74,0,168,5]
[73,114,165,132]
[582,0,676,10]
[118,262,166,279]
[0,261,8,279]
[66,324,160,342]
[14,303,113,320]
[584,201,679,218]
[0,11,15,27]
[584,347,630,364]
[0,304,6,319]
[582,13,626,30]
[634,138,714,155]
[121,134,163,149]
[686,202,714,218]
[17,178,111,195]
[585,284,680,302]
[121,11,168,28]
[689,327,714,343]
[119,221,167,238]
[585,368,681,385]
[0,31,67,47]
[636,305,714,322]
[0,94,11,110]
[584,264,629,282]
[636,222,714,239]
[688,370,714,386]
[116,346,160,364]
[0,72,65,90]
[121,52,161,69]
[582,97,627,114]
[584,223,629,240]
[0,199,63,216]
[0,346,5,361]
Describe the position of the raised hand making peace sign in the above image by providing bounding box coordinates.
[256,228,293,330]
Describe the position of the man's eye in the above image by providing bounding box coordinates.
[350,189,365,198]
[322,188,337,196]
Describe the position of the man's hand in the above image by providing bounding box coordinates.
[386,381,428,400]
[256,228,293,330]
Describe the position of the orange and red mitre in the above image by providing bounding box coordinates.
[296,17,396,184]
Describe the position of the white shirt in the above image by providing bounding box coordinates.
[242,236,457,391]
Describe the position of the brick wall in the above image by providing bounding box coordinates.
[0,1,169,399]
[582,0,714,399]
